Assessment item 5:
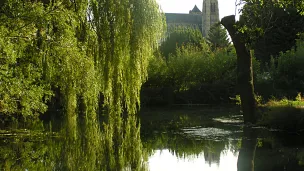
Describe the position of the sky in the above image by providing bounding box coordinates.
[156,0,241,20]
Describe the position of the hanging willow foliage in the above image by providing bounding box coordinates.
[90,0,164,115]
[1,1,164,170]
[0,0,164,119]
[89,1,164,169]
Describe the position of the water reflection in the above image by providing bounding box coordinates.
[0,112,147,171]
[145,125,304,171]
[142,124,240,171]
[237,127,257,171]
[1,110,304,170]
[149,148,238,171]
[141,111,304,171]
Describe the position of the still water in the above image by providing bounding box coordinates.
[149,148,238,171]
[148,130,239,171]
[1,107,304,170]
[141,108,304,171]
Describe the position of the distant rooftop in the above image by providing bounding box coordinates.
[189,5,202,14]
[165,13,202,25]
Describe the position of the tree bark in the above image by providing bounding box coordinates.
[221,15,257,124]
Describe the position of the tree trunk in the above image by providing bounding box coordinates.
[221,15,257,124]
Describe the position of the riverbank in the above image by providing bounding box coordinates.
[257,97,304,132]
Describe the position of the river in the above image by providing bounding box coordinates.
[1,107,304,170]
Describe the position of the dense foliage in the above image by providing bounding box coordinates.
[238,0,304,65]
[144,37,304,106]
[159,27,205,60]
[0,0,164,120]
[255,39,304,99]
[207,23,230,50]
[144,26,304,107]
[143,44,238,105]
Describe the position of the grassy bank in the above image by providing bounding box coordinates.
[258,95,304,132]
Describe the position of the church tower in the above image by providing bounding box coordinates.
[202,0,219,37]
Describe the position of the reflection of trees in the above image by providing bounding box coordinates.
[254,137,304,171]
[0,113,147,171]
[237,127,304,171]
[0,135,61,170]
[203,140,226,166]
[101,113,147,171]
[237,127,257,171]
[143,131,233,165]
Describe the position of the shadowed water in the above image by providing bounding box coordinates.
[141,108,304,171]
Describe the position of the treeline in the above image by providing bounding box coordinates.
[142,18,304,106]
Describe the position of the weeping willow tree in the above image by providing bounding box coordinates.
[0,0,164,129]
[1,0,164,170]
[90,0,164,169]
[90,0,164,114]
[0,0,97,127]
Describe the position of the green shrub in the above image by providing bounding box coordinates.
[255,39,304,99]
[258,96,304,131]
[160,27,205,59]
[143,44,238,105]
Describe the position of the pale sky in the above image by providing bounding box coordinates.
[156,0,241,20]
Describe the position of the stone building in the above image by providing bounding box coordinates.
[165,0,219,37]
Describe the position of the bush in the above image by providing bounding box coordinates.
[159,26,205,60]
[255,39,304,99]
[142,44,238,105]
[258,96,304,131]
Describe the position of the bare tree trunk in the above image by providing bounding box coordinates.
[221,15,257,124]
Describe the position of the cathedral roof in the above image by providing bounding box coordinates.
[190,5,201,13]
[165,13,202,25]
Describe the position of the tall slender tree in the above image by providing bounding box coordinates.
[208,23,230,50]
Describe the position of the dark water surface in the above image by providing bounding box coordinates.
[1,107,304,170]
